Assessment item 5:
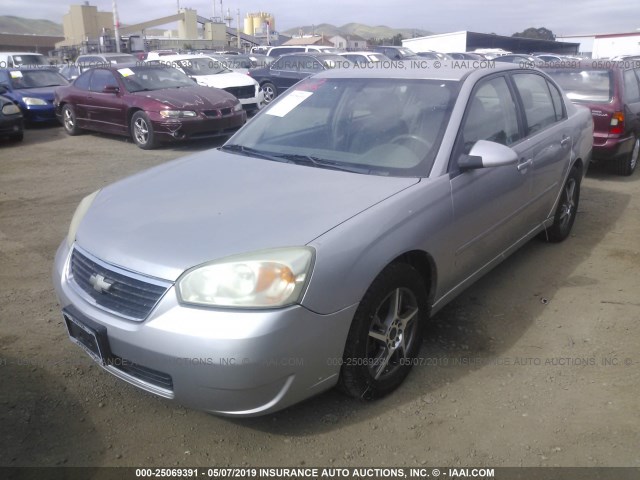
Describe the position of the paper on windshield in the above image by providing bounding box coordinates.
[118,68,135,77]
[266,90,313,117]
[10,71,23,78]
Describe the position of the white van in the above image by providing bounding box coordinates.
[266,45,339,57]
[0,52,49,68]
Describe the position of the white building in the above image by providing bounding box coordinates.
[556,32,640,59]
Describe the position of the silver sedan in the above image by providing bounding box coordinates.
[53,63,593,416]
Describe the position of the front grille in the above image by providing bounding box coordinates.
[203,107,234,118]
[69,248,171,321]
[223,85,255,99]
[109,355,174,390]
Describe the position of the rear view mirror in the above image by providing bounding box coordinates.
[459,140,518,170]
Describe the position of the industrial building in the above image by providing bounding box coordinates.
[54,2,268,58]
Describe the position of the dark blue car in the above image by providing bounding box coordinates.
[0,68,68,123]
[248,53,351,104]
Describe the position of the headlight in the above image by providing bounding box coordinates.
[177,247,314,308]
[1,103,20,115]
[23,97,48,106]
[233,101,243,112]
[159,110,197,118]
[66,190,100,248]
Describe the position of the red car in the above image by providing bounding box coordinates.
[54,64,246,149]
[544,61,640,175]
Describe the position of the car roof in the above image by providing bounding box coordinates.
[339,51,383,56]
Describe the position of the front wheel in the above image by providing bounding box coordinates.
[261,82,278,105]
[131,111,157,149]
[61,104,81,136]
[542,166,581,243]
[338,263,427,400]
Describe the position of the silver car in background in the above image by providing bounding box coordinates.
[53,63,593,416]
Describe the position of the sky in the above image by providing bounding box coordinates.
[2,0,640,37]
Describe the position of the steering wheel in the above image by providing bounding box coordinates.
[390,134,433,153]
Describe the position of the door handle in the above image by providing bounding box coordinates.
[560,136,571,147]
[517,159,533,171]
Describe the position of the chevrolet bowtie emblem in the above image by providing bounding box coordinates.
[89,273,113,294]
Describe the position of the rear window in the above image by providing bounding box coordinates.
[545,69,613,103]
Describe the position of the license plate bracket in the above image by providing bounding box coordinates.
[63,307,112,364]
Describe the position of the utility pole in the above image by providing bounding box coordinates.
[112,0,121,52]
[236,9,241,49]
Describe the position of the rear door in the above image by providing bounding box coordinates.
[511,72,572,221]
[269,55,308,94]
[623,68,640,139]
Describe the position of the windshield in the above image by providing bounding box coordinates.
[225,77,457,177]
[8,69,67,89]
[10,54,48,67]
[397,48,417,58]
[116,65,196,92]
[545,69,613,103]
[160,57,229,75]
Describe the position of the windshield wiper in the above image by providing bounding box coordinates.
[274,153,372,174]
[219,144,294,163]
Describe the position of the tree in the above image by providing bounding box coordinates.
[512,27,555,40]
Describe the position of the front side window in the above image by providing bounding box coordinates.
[89,69,118,92]
[512,73,560,135]
[460,76,521,154]
[73,70,92,90]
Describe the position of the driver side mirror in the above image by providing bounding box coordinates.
[458,140,518,170]
[102,85,120,94]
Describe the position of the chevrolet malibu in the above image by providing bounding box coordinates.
[54,64,246,149]
[53,63,593,416]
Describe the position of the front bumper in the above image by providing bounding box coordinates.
[0,116,23,137]
[148,110,246,142]
[21,103,57,123]
[53,241,355,416]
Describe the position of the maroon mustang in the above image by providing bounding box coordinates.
[54,63,246,149]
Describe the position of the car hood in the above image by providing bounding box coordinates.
[12,87,57,101]
[194,71,257,89]
[75,150,419,281]
[130,85,237,109]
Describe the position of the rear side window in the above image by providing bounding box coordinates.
[547,82,566,120]
[623,69,640,103]
[513,73,559,135]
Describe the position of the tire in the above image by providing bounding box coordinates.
[10,131,23,142]
[612,136,639,176]
[542,166,581,243]
[261,82,278,105]
[130,111,157,149]
[61,104,81,136]
[338,263,428,400]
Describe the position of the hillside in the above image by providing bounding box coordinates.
[0,15,63,36]
[282,22,431,40]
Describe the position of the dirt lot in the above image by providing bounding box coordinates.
[1,125,639,469]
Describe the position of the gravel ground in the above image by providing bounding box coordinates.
[1,125,639,468]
